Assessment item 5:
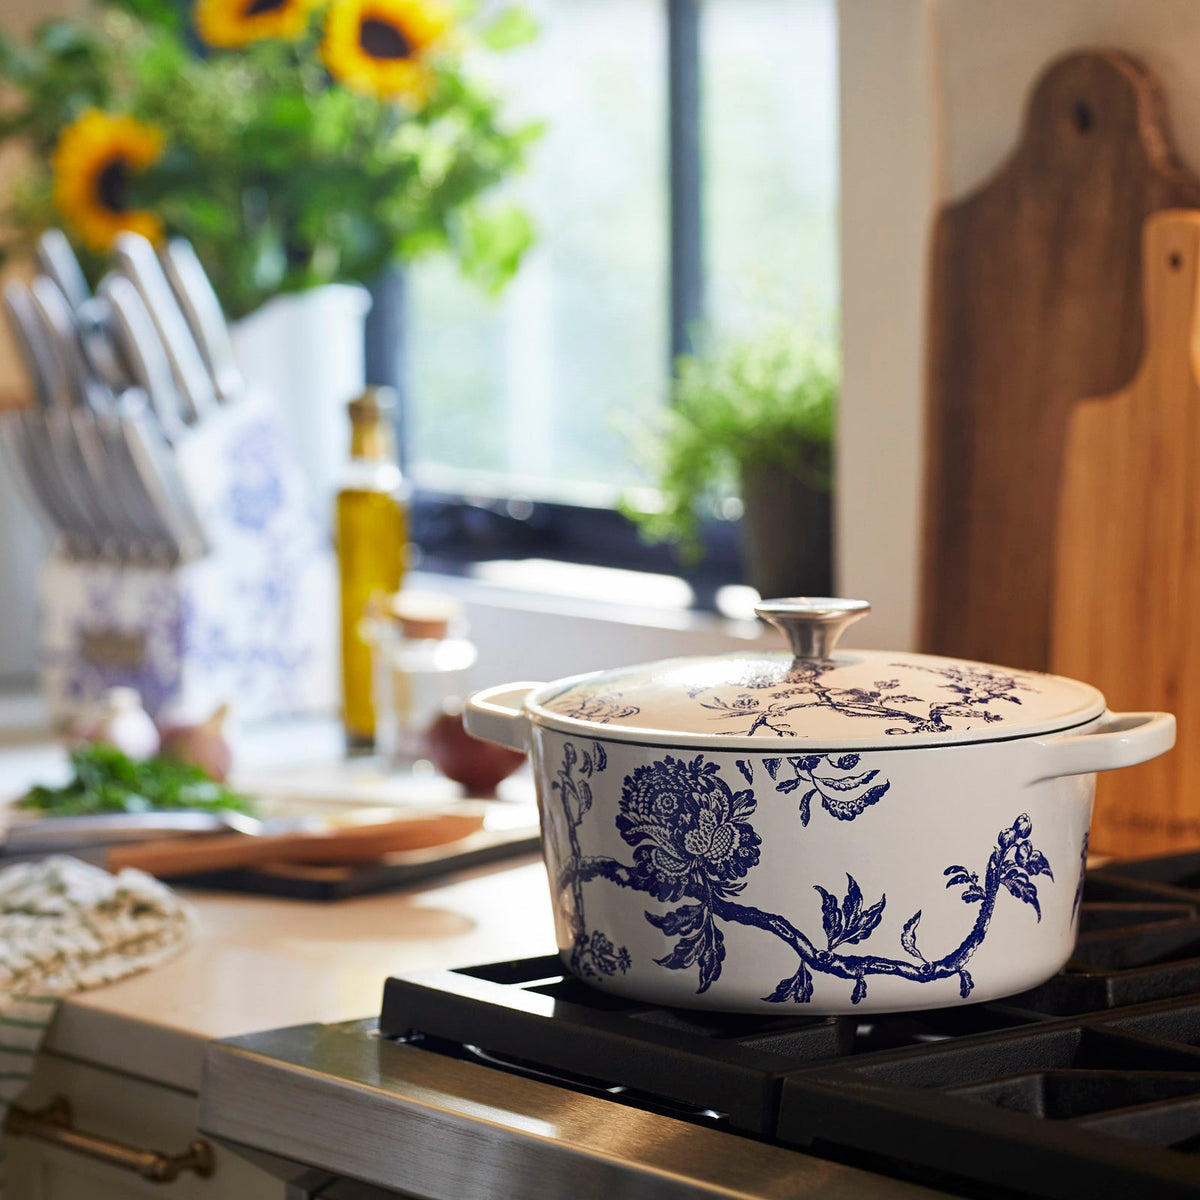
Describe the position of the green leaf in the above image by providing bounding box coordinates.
[456,202,534,295]
[17,744,254,817]
[478,7,540,51]
[621,327,838,557]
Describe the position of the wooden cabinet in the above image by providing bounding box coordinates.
[6,1052,283,1200]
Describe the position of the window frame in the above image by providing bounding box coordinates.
[366,0,745,599]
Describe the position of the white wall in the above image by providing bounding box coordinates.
[836,0,1200,649]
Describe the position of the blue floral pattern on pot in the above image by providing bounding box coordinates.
[557,743,1055,1006]
[550,740,632,980]
[737,754,891,825]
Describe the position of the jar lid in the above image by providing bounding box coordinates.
[533,598,1105,749]
[389,592,463,640]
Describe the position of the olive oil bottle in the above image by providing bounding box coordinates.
[336,387,408,749]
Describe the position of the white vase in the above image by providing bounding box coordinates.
[230,283,372,518]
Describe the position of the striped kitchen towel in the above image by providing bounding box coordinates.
[0,855,192,1195]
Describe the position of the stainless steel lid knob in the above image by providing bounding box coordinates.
[755,597,871,660]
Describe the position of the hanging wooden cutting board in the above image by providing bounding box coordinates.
[1052,209,1200,858]
[921,50,1200,671]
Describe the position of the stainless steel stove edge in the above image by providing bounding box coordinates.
[199,1019,941,1200]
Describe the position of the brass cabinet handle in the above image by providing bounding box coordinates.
[4,1096,215,1183]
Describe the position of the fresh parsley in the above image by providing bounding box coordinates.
[19,743,254,817]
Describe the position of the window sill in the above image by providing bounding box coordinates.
[407,560,770,687]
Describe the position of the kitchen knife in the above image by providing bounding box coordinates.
[76,296,133,393]
[30,276,146,550]
[111,386,207,561]
[80,379,188,560]
[0,412,81,551]
[160,239,244,403]
[100,273,188,445]
[2,809,260,857]
[113,233,218,424]
[3,284,111,551]
[34,229,90,313]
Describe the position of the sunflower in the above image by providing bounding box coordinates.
[322,0,450,103]
[194,0,321,49]
[52,110,164,254]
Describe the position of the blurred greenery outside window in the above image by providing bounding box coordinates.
[386,0,839,588]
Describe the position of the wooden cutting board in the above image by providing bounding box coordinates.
[1052,209,1200,858]
[921,50,1200,671]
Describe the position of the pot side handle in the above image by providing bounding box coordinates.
[464,682,543,753]
[1027,711,1176,782]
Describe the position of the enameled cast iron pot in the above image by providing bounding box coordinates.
[464,599,1175,1014]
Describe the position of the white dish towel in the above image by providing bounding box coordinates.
[0,855,192,1194]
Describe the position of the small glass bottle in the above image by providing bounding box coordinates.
[367,593,478,766]
[336,387,408,750]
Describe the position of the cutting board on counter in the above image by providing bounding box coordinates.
[921,50,1200,671]
[1052,210,1200,858]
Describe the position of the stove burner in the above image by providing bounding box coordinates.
[382,863,1200,1197]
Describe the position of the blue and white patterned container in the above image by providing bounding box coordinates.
[466,599,1175,1014]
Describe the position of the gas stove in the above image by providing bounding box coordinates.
[201,853,1200,1199]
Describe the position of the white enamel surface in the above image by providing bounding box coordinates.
[531,726,1094,1014]
[534,648,1104,749]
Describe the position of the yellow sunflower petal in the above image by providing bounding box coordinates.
[52,110,165,254]
[194,0,322,49]
[322,0,450,103]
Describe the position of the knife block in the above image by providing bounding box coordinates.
[36,395,337,722]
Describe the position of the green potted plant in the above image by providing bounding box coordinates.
[626,327,836,598]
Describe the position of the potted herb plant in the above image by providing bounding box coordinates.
[0,0,539,494]
[626,328,836,598]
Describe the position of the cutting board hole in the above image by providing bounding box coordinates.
[1072,100,1094,134]
[1169,252,1184,271]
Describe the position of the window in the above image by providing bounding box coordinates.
[369,0,839,593]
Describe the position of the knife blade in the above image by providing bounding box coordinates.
[160,239,244,403]
[113,233,218,424]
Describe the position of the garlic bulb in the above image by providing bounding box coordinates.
[70,688,160,760]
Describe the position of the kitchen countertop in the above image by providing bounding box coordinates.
[47,855,556,1093]
[0,710,557,1094]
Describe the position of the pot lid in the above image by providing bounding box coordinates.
[533,599,1106,749]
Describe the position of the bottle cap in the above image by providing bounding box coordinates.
[347,386,397,425]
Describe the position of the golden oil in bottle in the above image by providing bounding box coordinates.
[336,387,408,749]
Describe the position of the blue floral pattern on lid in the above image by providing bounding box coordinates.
[539,648,1104,747]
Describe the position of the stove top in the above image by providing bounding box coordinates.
[202,853,1200,1199]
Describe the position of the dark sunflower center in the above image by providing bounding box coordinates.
[359,17,414,60]
[96,158,129,213]
[243,0,288,15]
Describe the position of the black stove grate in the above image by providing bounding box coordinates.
[380,863,1200,1195]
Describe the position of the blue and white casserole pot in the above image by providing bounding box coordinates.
[464,598,1175,1014]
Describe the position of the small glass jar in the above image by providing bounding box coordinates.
[365,593,478,767]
